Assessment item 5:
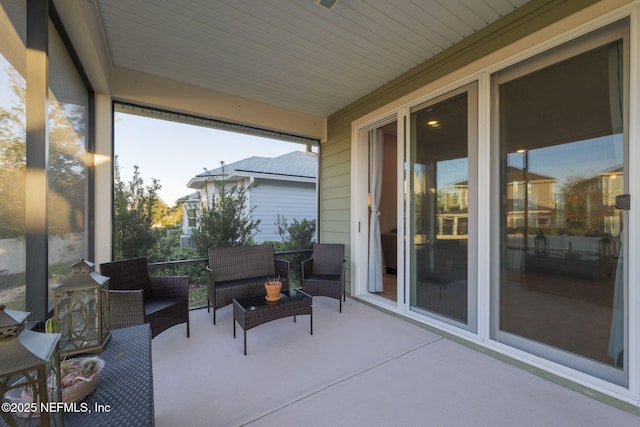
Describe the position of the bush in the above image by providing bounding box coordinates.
[268,215,316,286]
[113,160,162,260]
[190,170,261,256]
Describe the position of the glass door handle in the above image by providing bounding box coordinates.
[615,194,630,210]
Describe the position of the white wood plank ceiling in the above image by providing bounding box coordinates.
[95,0,531,117]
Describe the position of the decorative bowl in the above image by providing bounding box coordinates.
[61,357,105,403]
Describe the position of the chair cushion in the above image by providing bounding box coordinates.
[144,297,186,316]
[305,273,341,282]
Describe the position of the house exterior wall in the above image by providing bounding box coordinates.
[181,178,316,245]
[322,0,609,273]
[250,180,317,243]
[317,127,352,282]
[320,0,639,412]
[322,0,634,305]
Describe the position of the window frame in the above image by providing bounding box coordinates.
[489,18,630,387]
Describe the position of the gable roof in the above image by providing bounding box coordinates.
[187,150,317,189]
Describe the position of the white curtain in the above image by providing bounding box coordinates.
[368,129,384,292]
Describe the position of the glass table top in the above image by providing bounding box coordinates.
[234,288,310,311]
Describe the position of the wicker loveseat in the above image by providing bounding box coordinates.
[100,257,190,338]
[206,244,290,324]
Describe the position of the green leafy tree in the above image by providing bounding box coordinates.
[113,158,162,259]
[561,174,602,236]
[0,72,25,239]
[1,68,87,238]
[48,99,87,235]
[270,214,316,286]
[154,202,183,228]
[190,165,261,256]
[275,214,315,250]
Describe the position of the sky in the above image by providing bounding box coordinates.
[507,135,623,183]
[114,112,308,206]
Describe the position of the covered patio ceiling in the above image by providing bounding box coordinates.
[57,0,530,118]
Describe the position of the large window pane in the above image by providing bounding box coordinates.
[496,33,626,381]
[410,91,470,325]
[0,0,26,310]
[47,19,89,296]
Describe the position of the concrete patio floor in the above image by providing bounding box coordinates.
[152,297,640,427]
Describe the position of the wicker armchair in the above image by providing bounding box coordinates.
[100,257,190,338]
[301,243,346,312]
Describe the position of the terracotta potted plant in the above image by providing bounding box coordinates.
[265,278,282,301]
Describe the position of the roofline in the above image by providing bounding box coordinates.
[188,170,315,188]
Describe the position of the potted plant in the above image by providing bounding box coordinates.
[264,277,282,301]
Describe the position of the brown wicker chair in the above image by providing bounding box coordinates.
[207,244,290,324]
[100,257,190,338]
[301,243,346,312]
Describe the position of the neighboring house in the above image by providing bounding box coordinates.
[180,150,317,245]
[176,192,199,247]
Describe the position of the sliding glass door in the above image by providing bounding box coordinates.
[492,20,628,385]
[409,83,477,330]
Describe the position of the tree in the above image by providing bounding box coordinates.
[275,214,315,250]
[154,201,183,228]
[560,174,602,236]
[0,68,88,238]
[113,158,163,259]
[190,165,261,256]
[271,214,316,286]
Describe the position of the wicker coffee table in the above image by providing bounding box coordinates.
[233,289,312,355]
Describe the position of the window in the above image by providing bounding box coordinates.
[187,207,197,228]
[492,19,628,385]
[0,1,92,320]
[0,0,26,310]
[48,17,90,300]
[409,83,478,330]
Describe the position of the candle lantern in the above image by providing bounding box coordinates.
[53,260,110,356]
[0,304,62,426]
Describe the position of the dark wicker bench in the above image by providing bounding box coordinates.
[206,244,290,324]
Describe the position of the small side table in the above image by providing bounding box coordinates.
[233,289,312,355]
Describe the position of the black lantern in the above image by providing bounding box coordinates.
[53,260,110,356]
[0,304,62,426]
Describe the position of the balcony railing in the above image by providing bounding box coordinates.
[147,249,313,309]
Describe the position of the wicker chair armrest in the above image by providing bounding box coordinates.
[109,290,145,329]
[206,265,216,285]
[301,258,313,278]
[149,275,189,299]
[274,258,290,285]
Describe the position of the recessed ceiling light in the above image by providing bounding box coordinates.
[427,120,439,127]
